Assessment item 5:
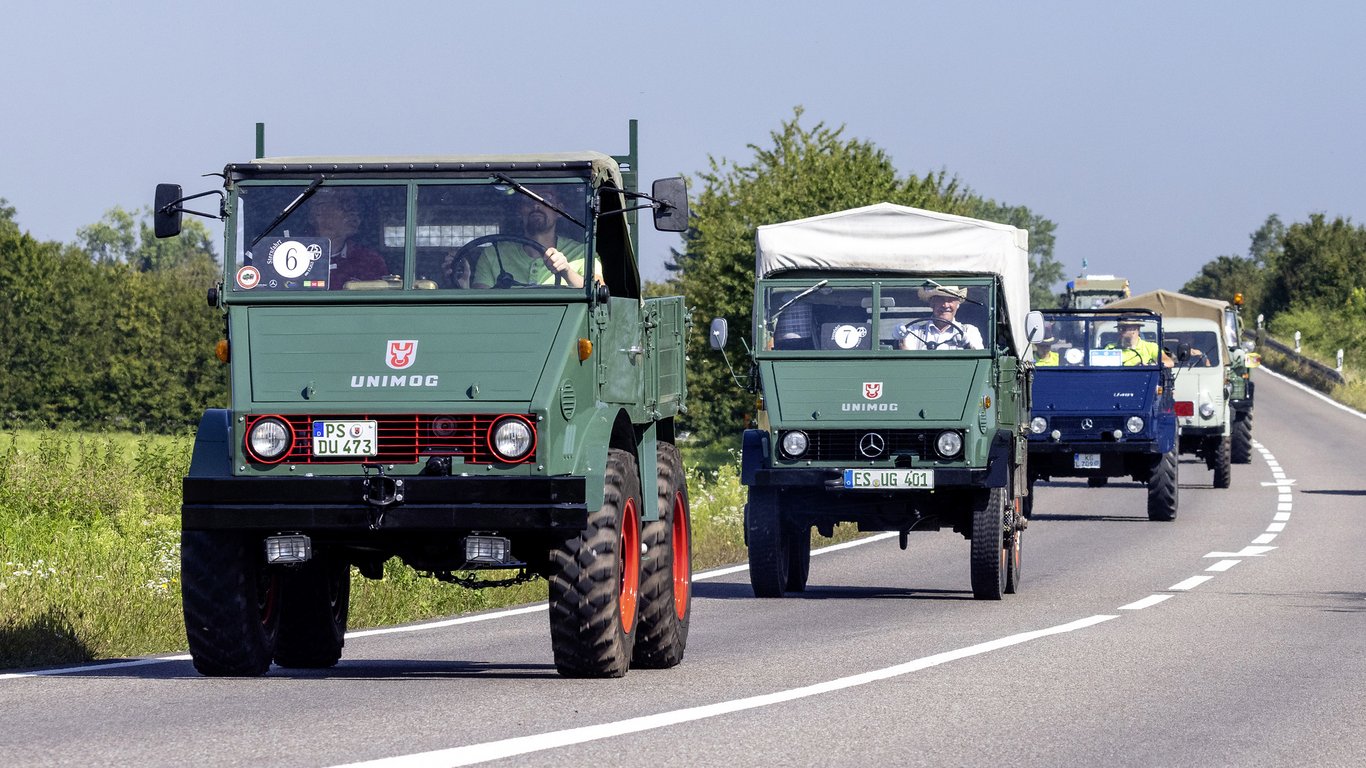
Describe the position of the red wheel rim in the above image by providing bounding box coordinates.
[619,497,640,633]
[670,490,691,620]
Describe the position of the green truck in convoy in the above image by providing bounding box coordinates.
[710,203,1044,600]
[154,123,694,678]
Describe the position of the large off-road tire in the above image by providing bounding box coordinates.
[1231,411,1253,464]
[549,448,642,678]
[970,487,1007,600]
[632,442,692,670]
[746,488,789,598]
[1211,435,1232,489]
[273,556,351,669]
[181,530,279,677]
[1146,448,1179,521]
[785,524,812,593]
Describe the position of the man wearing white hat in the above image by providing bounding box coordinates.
[899,285,984,350]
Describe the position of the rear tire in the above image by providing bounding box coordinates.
[273,556,350,669]
[1146,449,1179,521]
[1231,410,1253,464]
[971,487,1006,600]
[549,448,642,678]
[181,530,279,677]
[632,442,692,670]
[746,488,788,598]
[1211,435,1232,489]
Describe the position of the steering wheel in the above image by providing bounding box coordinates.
[455,234,551,288]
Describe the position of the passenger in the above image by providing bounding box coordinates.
[308,189,389,289]
[1109,320,1172,366]
[899,285,984,350]
[1034,337,1059,366]
[471,188,595,289]
[440,249,475,289]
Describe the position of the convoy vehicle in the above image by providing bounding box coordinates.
[1026,309,1179,521]
[154,123,694,678]
[1109,289,1247,486]
[709,203,1044,600]
[1061,273,1131,309]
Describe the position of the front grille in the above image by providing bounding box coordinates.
[1049,416,1124,439]
[801,430,937,462]
[247,413,533,465]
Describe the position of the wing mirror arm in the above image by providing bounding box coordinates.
[153,183,225,238]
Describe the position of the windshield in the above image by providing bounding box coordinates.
[230,180,592,292]
[760,279,993,353]
[1038,313,1163,368]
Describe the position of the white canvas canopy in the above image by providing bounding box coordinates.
[755,203,1033,354]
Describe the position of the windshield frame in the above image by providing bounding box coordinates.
[1037,310,1166,369]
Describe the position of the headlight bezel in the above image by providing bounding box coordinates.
[488,415,536,462]
[935,430,963,459]
[780,430,809,459]
[1029,416,1048,435]
[246,416,292,463]
[1125,416,1145,434]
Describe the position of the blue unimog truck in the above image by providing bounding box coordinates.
[1026,309,1180,521]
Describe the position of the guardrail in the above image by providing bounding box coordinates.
[1249,330,1346,392]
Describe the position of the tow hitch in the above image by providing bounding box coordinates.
[362,465,404,529]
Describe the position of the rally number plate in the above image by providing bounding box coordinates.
[312,420,378,457]
[843,468,934,490]
[1073,453,1102,470]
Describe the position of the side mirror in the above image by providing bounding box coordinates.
[1024,311,1046,344]
[1177,343,1192,363]
[153,183,184,238]
[651,177,689,232]
[709,318,729,350]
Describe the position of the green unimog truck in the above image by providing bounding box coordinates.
[154,124,694,678]
[710,203,1044,600]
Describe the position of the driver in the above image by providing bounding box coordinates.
[899,285,984,350]
[471,189,594,288]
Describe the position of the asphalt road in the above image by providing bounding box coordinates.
[4,370,1364,767]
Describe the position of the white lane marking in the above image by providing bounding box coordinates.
[1120,595,1173,610]
[1261,480,1297,487]
[0,531,899,680]
[1252,534,1278,545]
[1169,575,1214,591]
[1277,503,1292,512]
[1206,560,1241,572]
[1258,366,1366,421]
[328,615,1119,768]
[1267,522,1287,533]
[1274,512,1291,521]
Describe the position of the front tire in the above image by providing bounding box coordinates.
[181,530,279,677]
[785,524,811,593]
[746,488,789,598]
[273,556,350,669]
[549,448,642,678]
[1146,448,1179,521]
[632,442,692,670]
[971,487,1006,600]
[1211,435,1232,489]
[1231,411,1253,464]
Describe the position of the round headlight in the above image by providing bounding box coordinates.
[1125,416,1145,434]
[1029,416,1048,434]
[936,430,962,458]
[490,416,534,461]
[1198,403,1216,419]
[248,417,291,462]
[781,430,809,458]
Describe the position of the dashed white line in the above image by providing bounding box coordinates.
[1206,560,1241,572]
[1251,534,1278,545]
[1120,595,1173,610]
[1169,575,1214,591]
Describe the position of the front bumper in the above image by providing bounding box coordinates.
[182,475,587,532]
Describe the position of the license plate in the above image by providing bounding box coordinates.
[312,420,378,457]
[843,468,934,489]
[1073,453,1102,469]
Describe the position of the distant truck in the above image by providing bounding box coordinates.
[1062,275,1131,309]
[710,203,1044,600]
[154,123,694,678]
[1026,309,1180,521]
[1109,289,1253,484]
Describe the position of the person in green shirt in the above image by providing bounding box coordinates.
[471,191,595,289]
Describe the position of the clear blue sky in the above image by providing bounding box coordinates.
[4,1,1363,294]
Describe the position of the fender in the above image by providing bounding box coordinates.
[187,409,233,478]
[740,429,770,486]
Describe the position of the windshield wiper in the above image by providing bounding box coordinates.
[767,279,829,334]
[249,175,325,250]
[491,173,585,228]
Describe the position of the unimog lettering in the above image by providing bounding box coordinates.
[156,121,695,680]
[841,403,899,411]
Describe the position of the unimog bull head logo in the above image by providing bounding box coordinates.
[386,340,419,370]
[863,382,883,400]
